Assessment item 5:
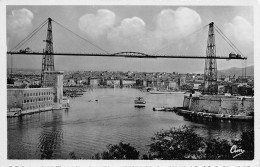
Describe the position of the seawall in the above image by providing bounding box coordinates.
[183,95,254,116]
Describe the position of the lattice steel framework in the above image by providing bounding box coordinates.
[204,22,218,94]
[41,18,55,86]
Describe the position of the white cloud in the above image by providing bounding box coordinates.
[78,9,115,38]
[111,17,146,37]
[7,8,34,38]
[107,17,148,51]
[156,7,202,40]
[78,7,202,52]
[223,16,253,47]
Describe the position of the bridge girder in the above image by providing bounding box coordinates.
[6,51,247,60]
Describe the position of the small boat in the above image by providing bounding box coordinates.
[134,97,146,107]
[153,107,165,111]
[7,108,22,117]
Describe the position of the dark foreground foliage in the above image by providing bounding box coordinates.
[148,126,205,159]
[70,126,254,160]
[92,142,139,159]
[204,138,233,159]
[232,129,254,160]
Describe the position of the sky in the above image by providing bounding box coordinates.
[6,5,254,73]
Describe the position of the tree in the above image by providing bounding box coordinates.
[92,142,140,160]
[69,152,77,159]
[232,129,254,160]
[89,126,254,160]
[204,138,233,160]
[149,126,205,160]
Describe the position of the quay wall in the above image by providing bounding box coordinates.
[183,95,254,116]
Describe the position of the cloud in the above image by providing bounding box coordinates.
[7,8,34,38]
[156,7,202,40]
[107,17,148,51]
[223,16,253,47]
[78,9,115,38]
[78,7,202,52]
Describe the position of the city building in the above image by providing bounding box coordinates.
[44,71,64,104]
[122,79,135,87]
[7,87,54,113]
[7,70,68,116]
[89,78,101,87]
[106,79,120,87]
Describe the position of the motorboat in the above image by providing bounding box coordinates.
[134,97,146,107]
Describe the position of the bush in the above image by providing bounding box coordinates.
[149,126,205,160]
[232,129,254,160]
[204,138,233,160]
[92,142,139,160]
[69,152,77,159]
[89,126,254,160]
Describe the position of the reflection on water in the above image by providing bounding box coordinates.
[183,116,253,140]
[8,88,253,159]
[39,111,63,159]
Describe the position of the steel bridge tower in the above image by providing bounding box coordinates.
[204,22,218,94]
[41,17,55,86]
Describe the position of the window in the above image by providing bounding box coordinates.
[30,93,32,96]
[27,100,29,103]
[36,93,38,96]
[30,99,32,103]
[24,100,26,103]
[24,94,26,97]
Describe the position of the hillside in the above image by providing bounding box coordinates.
[218,65,254,76]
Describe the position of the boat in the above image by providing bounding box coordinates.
[134,97,146,107]
[153,107,165,111]
[150,90,185,94]
[7,108,22,117]
[153,107,176,111]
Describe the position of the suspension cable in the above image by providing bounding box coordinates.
[150,24,209,55]
[52,20,110,54]
[10,19,48,52]
[214,25,244,56]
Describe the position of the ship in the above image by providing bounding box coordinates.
[134,97,146,107]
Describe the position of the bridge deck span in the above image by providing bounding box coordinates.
[7,52,247,60]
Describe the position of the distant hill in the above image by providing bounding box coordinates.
[218,65,254,76]
[7,68,41,73]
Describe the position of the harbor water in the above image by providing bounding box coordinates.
[8,88,253,159]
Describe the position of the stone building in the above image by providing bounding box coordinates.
[44,71,64,104]
[7,88,54,112]
[7,70,66,115]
